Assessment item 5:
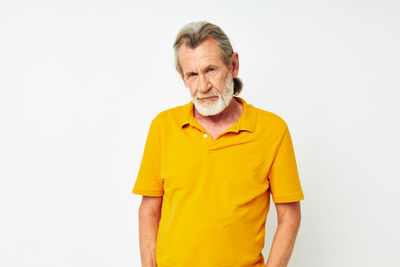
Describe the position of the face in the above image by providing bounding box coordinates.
[178,37,239,116]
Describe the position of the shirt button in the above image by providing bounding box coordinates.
[203,133,208,138]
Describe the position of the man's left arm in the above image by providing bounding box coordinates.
[265,201,301,267]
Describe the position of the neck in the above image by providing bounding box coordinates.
[194,97,242,127]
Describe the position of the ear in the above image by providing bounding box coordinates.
[231,52,239,78]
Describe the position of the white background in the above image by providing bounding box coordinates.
[1,0,399,266]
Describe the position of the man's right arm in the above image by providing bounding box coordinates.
[138,196,163,267]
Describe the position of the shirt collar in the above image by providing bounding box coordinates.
[178,96,256,133]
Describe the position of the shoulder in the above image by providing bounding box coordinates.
[251,104,289,133]
[150,102,189,127]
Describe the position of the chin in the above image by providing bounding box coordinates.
[195,99,227,116]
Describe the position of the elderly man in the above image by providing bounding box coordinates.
[132,21,304,267]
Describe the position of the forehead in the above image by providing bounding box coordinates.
[178,38,225,71]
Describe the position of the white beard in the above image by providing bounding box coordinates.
[191,73,234,116]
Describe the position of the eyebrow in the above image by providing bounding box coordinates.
[184,65,218,78]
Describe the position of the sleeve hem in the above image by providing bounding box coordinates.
[132,186,164,196]
[272,192,304,203]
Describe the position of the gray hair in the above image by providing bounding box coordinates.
[173,21,243,96]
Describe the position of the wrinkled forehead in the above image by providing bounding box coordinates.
[178,38,225,70]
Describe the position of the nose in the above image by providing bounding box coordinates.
[198,74,211,93]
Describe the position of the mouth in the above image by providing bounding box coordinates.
[198,96,218,101]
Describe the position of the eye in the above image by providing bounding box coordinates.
[207,68,215,72]
[188,72,197,78]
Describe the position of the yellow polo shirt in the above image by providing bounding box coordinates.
[132,96,304,267]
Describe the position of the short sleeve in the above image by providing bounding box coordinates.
[267,125,304,203]
[132,117,164,196]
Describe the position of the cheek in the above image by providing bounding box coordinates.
[210,76,225,92]
[186,84,196,96]
[187,80,199,95]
